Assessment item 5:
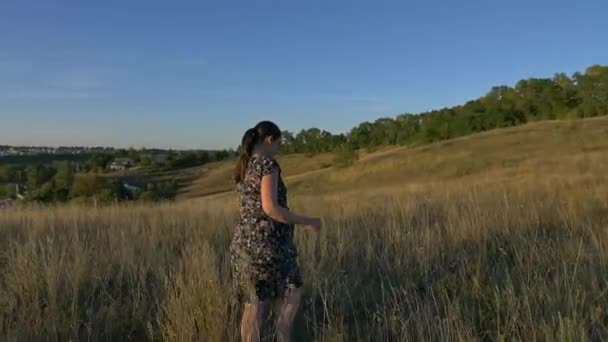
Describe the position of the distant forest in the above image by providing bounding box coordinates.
[279,64,608,154]
[0,154,93,165]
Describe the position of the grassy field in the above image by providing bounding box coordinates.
[99,151,336,200]
[175,152,335,199]
[194,117,608,199]
[285,117,608,195]
[1,117,607,341]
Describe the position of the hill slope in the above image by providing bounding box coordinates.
[182,116,608,200]
[2,119,607,341]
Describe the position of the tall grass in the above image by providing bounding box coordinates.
[1,174,607,341]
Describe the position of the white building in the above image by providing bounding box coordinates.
[110,158,135,171]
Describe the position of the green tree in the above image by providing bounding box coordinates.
[155,180,178,199]
[139,156,153,167]
[26,165,54,189]
[53,161,74,189]
[70,174,102,198]
[197,151,211,164]
[574,65,608,117]
[27,182,55,202]
[106,179,132,201]
[395,114,422,144]
[0,165,25,183]
[348,122,373,149]
[332,143,358,168]
[86,154,113,172]
[6,184,17,198]
[280,131,297,153]
[215,150,230,161]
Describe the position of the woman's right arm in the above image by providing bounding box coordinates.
[261,171,321,230]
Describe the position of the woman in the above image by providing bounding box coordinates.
[230,121,322,342]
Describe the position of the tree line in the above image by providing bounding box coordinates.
[0,161,182,203]
[279,65,608,154]
[3,65,606,202]
[0,148,238,203]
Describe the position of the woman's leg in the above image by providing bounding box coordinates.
[273,287,303,342]
[241,301,265,342]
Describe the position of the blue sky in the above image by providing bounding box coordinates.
[1,0,607,149]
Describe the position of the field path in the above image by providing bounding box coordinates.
[190,145,408,201]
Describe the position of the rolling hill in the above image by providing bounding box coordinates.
[175,116,608,200]
[2,116,607,341]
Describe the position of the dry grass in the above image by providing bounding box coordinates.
[286,117,608,195]
[177,152,334,199]
[178,117,608,199]
[1,118,608,341]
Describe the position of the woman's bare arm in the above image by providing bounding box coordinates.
[260,171,319,227]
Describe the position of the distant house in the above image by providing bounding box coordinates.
[110,158,135,171]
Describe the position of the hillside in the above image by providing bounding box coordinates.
[241,65,608,157]
[173,151,335,199]
[181,116,608,200]
[2,117,607,341]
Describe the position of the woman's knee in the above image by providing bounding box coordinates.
[245,301,266,318]
[284,287,303,304]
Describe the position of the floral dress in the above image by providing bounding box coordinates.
[230,155,302,302]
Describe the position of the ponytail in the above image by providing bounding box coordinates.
[234,128,258,183]
[234,121,282,184]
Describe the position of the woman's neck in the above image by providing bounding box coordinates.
[252,146,270,158]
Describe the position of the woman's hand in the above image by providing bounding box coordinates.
[303,217,322,232]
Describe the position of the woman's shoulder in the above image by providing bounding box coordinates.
[251,155,280,175]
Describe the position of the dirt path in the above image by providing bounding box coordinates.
[187,145,408,201]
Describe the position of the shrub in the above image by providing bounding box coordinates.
[332,143,358,168]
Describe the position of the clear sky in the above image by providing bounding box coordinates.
[1,0,607,149]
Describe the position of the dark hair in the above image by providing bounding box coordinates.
[234,121,282,183]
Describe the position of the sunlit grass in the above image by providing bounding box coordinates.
[1,117,607,341]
